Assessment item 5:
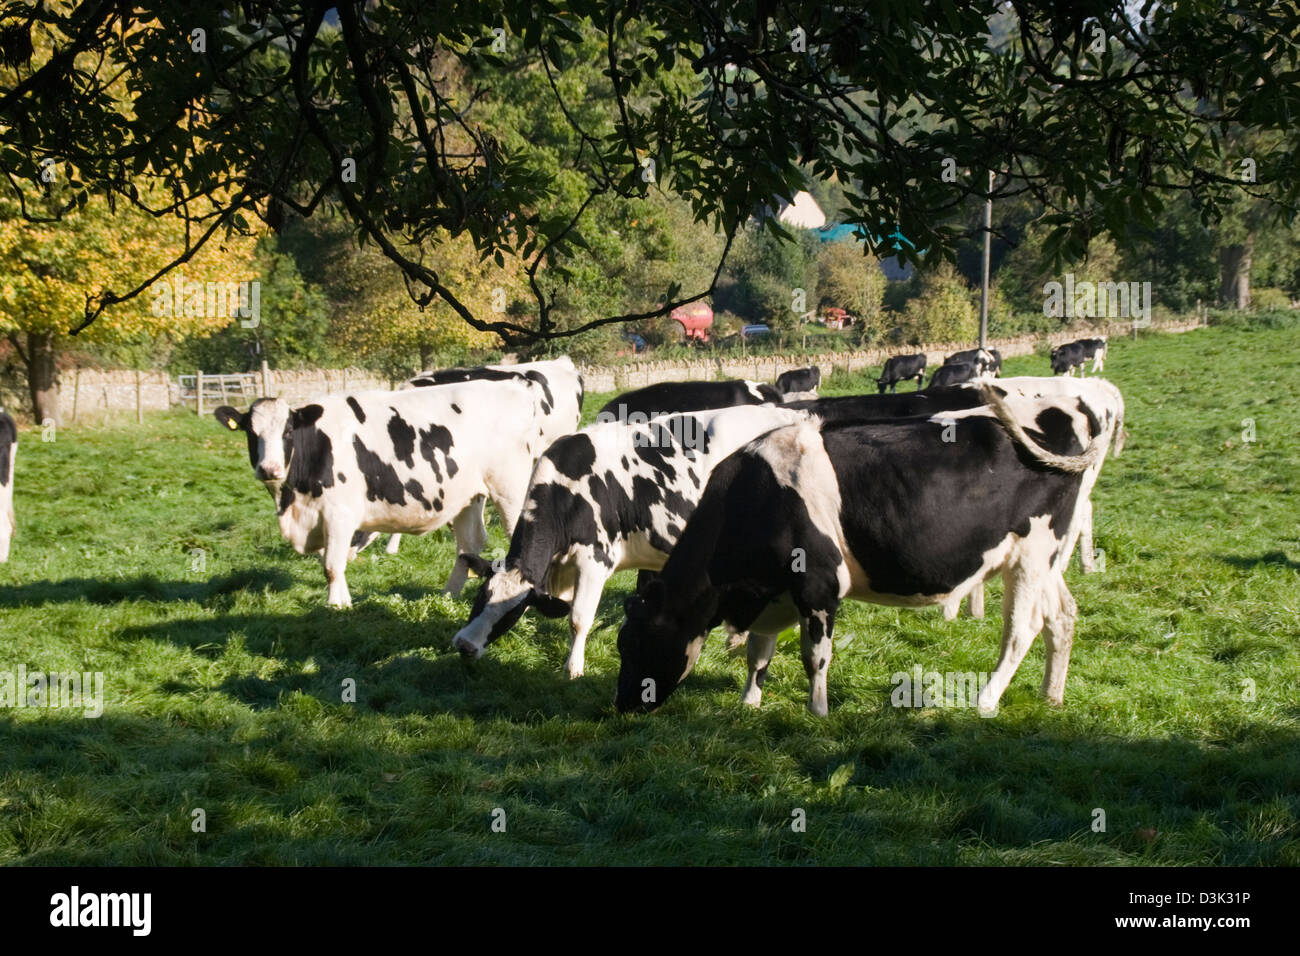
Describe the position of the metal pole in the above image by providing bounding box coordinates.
[979,170,993,350]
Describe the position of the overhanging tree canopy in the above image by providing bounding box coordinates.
[1,0,1296,343]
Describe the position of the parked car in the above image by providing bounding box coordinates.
[741,324,772,340]
[623,332,648,353]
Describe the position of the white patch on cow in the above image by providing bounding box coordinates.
[452,569,532,656]
[247,397,291,483]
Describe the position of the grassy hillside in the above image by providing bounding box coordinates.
[0,322,1297,864]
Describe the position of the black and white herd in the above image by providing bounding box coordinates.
[0,339,1123,716]
[197,340,1127,717]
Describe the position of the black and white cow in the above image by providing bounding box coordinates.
[615,383,1122,717]
[1050,341,1088,376]
[356,359,583,556]
[452,403,810,677]
[451,387,1000,676]
[877,354,927,393]
[596,379,781,422]
[928,361,983,388]
[943,347,1000,376]
[1076,337,1108,373]
[774,366,821,402]
[0,409,14,563]
[215,375,576,607]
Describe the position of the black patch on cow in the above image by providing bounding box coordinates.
[451,403,461,414]
[353,436,406,505]
[512,482,602,583]
[0,411,14,487]
[388,411,417,468]
[597,379,777,419]
[346,397,366,423]
[280,406,336,510]
[278,482,294,514]
[416,424,455,481]
[549,434,597,481]
[524,370,554,415]
[405,479,432,510]
[337,472,347,482]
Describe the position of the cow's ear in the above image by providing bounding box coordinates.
[213,406,245,432]
[639,576,667,612]
[459,553,495,579]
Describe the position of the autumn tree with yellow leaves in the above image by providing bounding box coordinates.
[0,179,256,423]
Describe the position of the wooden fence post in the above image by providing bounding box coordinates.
[196,370,204,416]
[71,368,81,424]
[135,370,143,424]
[261,360,270,397]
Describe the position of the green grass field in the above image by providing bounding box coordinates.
[1,322,1298,865]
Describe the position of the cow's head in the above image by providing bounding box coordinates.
[451,554,570,658]
[214,398,293,486]
[615,577,706,713]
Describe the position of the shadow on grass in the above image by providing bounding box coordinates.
[1217,551,1300,572]
[1,702,1296,865]
[0,569,296,608]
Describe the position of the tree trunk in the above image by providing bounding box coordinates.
[27,331,59,426]
[418,344,433,371]
[1218,234,1253,310]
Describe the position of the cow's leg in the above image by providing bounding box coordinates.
[487,474,530,537]
[564,565,607,679]
[740,630,778,707]
[444,496,487,595]
[1078,498,1096,573]
[976,564,1045,715]
[915,374,924,391]
[386,533,402,554]
[323,519,357,608]
[1040,572,1077,705]
[800,607,837,717]
[966,582,985,619]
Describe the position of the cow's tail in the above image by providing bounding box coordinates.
[980,385,1106,473]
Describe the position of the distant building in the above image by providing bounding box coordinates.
[776,191,827,229]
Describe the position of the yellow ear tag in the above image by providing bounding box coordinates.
[227,418,239,430]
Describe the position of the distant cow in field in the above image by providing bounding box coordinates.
[944,348,1000,376]
[215,372,579,607]
[877,354,927,393]
[928,361,982,388]
[774,366,821,401]
[615,382,1122,717]
[596,379,781,422]
[1050,341,1088,376]
[1076,337,1108,373]
[0,410,14,562]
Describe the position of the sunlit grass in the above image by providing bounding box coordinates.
[0,322,1297,864]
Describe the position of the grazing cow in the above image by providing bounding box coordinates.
[452,404,809,677]
[214,376,573,607]
[1076,337,1108,373]
[774,366,821,402]
[615,384,1120,717]
[944,348,1000,376]
[877,354,927,393]
[1050,341,1089,376]
[597,379,781,422]
[928,361,982,388]
[0,410,14,563]
[452,387,999,676]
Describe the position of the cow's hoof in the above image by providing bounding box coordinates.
[566,663,584,680]
[806,700,828,718]
[977,703,999,718]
